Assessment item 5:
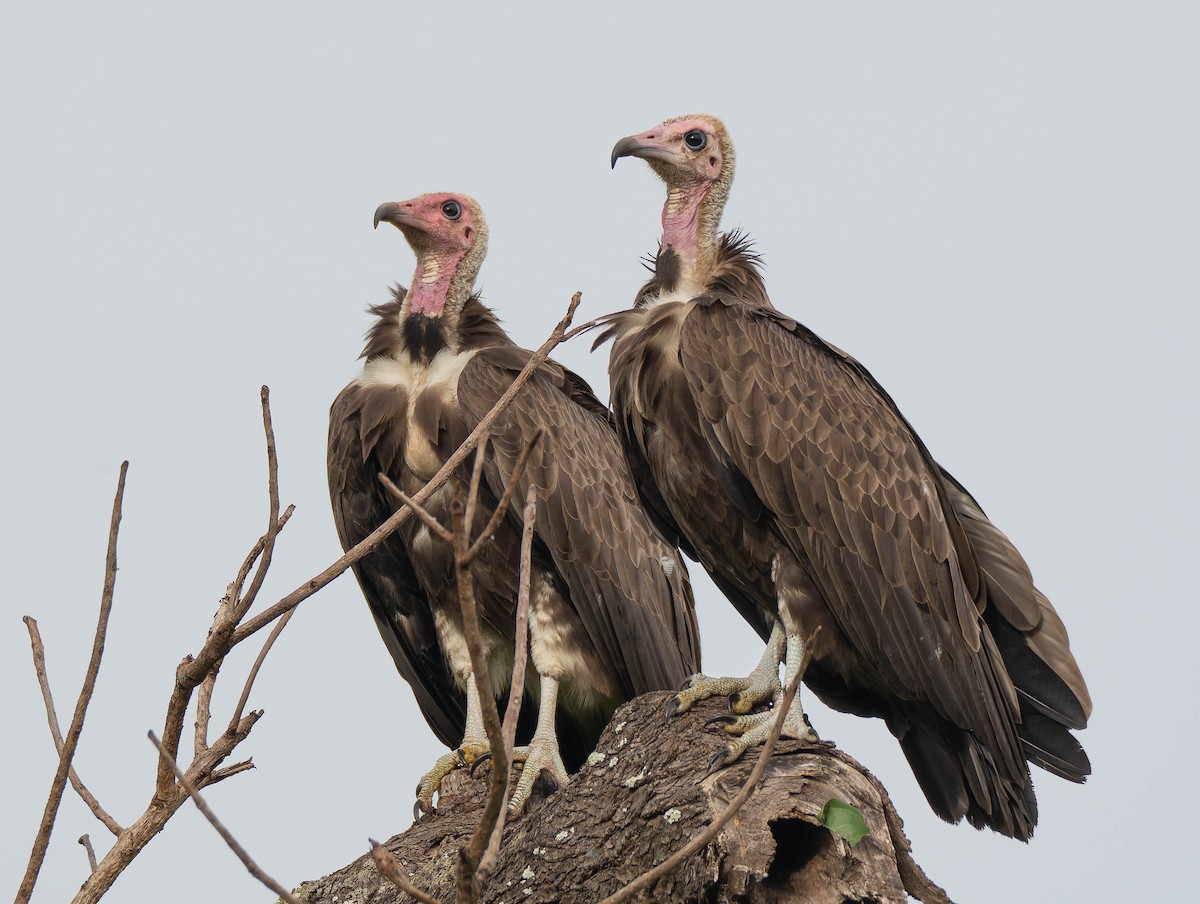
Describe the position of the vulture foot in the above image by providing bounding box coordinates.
[506,739,569,818]
[668,673,762,722]
[705,692,819,774]
[669,621,788,721]
[507,675,570,818]
[414,740,491,818]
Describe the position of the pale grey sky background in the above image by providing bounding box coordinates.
[3,3,1197,901]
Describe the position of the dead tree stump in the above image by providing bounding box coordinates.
[290,692,953,903]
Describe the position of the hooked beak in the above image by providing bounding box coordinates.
[610,133,675,169]
[373,201,412,230]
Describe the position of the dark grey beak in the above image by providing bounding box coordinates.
[373,201,404,230]
[610,136,642,169]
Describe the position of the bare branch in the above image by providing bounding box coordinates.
[77,835,98,873]
[463,430,490,535]
[477,490,537,883]
[22,617,123,836]
[228,608,296,733]
[598,632,818,904]
[194,666,219,756]
[233,386,284,621]
[370,840,442,904]
[450,495,508,904]
[230,506,296,605]
[16,461,127,904]
[465,433,541,563]
[148,732,302,904]
[379,476,454,543]
[156,390,290,799]
[207,759,257,786]
[231,291,586,647]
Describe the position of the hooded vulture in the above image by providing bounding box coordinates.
[328,192,699,816]
[602,115,1091,840]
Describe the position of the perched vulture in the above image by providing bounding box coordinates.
[329,192,699,816]
[602,115,1091,840]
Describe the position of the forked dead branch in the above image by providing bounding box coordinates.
[13,293,599,903]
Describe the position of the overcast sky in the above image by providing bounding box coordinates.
[3,3,1197,902]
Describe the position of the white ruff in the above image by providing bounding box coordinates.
[356,347,476,392]
[645,275,707,307]
[357,348,478,479]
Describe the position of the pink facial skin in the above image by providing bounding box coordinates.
[381,193,478,317]
[620,118,724,263]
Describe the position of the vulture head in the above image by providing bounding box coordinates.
[610,114,733,186]
[611,114,735,286]
[373,192,489,321]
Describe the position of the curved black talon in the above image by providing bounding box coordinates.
[707,748,735,775]
[802,715,821,742]
[453,748,469,768]
[413,799,425,822]
[470,751,493,778]
[704,714,739,729]
[664,697,681,724]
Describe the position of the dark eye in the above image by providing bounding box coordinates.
[684,129,707,151]
[441,200,462,220]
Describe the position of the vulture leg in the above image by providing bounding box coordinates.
[505,676,570,817]
[667,621,786,721]
[706,633,820,772]
[414,672,491,818]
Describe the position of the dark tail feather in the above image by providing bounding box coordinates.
[1018,706,1092,782]
[895,710,1036,841]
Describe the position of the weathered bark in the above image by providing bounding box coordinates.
[290,693,953,903]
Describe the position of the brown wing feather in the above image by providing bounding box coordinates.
[456,349,701,697]
[327,382,467,748]
[679,298,1029,781]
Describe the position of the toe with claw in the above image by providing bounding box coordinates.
[413,741,490,819]
[506,741,569,818]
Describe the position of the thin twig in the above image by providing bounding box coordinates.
[379,477,453,543]
[194,665,220,756]
[16,462,128,904]
[370,840,442,904]
[228,608,296,733]
[231,291,587,647]
[156,391,289,799]
[207,759,257,786]
[229,507,296,606]
[451,495,506,904]
[198,505,291,756]
[463,431,490,536]
[148,732,302,904]
[77,835,98,873]
[477,491,537,883]
[233,386,284,621]
[465,433,541,563]
[23,618,123,837]
[598,632,818,904]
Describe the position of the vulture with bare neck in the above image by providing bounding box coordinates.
[328,193,699,816]
[602,115,1091,840]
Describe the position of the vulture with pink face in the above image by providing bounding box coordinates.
[602,115,1091,840]
[329,192,699,816]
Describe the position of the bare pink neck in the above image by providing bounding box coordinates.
[661,183,708,262]
[406,248,466,317]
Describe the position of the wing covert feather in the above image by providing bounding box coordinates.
[456,350,700,697]
[678,299,1023,770]
[328,382,467,748]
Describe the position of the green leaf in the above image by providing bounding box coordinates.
[817,798,870,846]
